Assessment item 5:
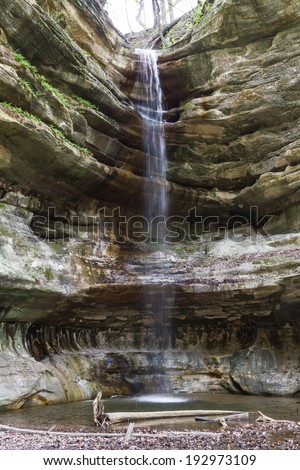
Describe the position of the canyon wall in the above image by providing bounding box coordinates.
[0,0,299,408]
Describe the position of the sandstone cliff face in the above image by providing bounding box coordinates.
[160,0,300,226]
[0,0,300,409]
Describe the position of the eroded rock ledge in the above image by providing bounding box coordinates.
[0,0,300,408]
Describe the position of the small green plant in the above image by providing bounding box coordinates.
[193,7,204,24]
[48,125,92,156]
[19,78,42,99]
[73,95,97,110]
[44,267,54,281]
[38,74,72,107]
[33,247,40,257]
[81,48,92,59]
[48,125,93,155]
[13,52,38,73]
[52,9,65,23]
[0,202,6,209]
[193,0,212,25]
[66,24,75,35]
[49,124,65,140]
[165,37,177,48]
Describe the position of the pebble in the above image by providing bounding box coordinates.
[0,423,299,450]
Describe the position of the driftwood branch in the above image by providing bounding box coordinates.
[256,411,300,425]
[93,391,110,429]
[218,418,228,428]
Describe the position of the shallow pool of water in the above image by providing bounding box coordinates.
[0,393,299,430]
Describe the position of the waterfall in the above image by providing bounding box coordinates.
[136,49,173,381]
[137,49,168,241]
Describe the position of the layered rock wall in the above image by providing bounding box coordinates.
[0,0,300,408]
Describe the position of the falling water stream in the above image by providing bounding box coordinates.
[137,49,168,234]
[137,49,173,357]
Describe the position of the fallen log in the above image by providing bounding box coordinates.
[107,409,246,424]
[195,412,250,423]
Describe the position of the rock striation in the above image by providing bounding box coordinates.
[0,0,300,408]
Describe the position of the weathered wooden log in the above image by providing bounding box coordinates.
[195,412,250,423]
[107,409,246,424]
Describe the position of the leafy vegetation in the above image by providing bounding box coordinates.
[37,74,72,107]
[13,52,38,73]
[13,50,97,111]
[73,95,97,110]
[13,51,72,107]
[0,102,92,156]
[48,124,93,155]
[81,48,92,59]
[19,78,42,99]
[10,51,95,156]
[162,0,213,48]
[0,101,43,123]
[44,267,54,281]
[52,9,65,24]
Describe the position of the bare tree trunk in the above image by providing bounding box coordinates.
[125,0,134,33]
[160,0,167,25]
[135,0,146,29]
[167,0,174,24]
[168,0,175,21]
[151,0,168,46]
[152,0,161,28]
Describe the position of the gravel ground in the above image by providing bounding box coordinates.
[0,423,299,450]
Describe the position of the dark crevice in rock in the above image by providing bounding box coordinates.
[229,375,251,395]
